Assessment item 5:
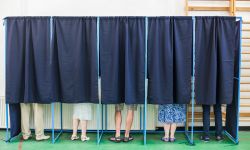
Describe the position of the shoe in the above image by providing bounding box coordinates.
[215,135,224,141]
[36,135,50,141]
[23,134,32,140]
[161,137,169,142]
[123,136,134,142]
[200,135,210,142]
[169,137,176,142]
[81,135,90,142]
[109,136,122,143]
[71,135,79,141]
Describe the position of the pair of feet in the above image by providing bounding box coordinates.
[200,134,224,142]
[109,135,134,143]
[71,135,90,142]
[23,134,50,141]
[161,137,176,142]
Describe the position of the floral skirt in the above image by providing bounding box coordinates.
[158,104,186,124]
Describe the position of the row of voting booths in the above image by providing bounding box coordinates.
[4,16,242,145]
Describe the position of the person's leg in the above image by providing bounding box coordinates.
[124,109,134,138]
[80,120,90,141]
[110,104,123,142]
[33,103,50,140]
[115,104,123,137]
[72,118,79,139]
[213,104,223,140]
[202,105,210,136]
[170,123,177,138]
[163,124,171,138]
[201,105,211,141]
[81,120,87,137]
[20,103,31,140]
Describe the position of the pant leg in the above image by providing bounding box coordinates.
[20,103,31,137]
[33,103,45,137]
[202,105,211,136]
[213,104,223,136]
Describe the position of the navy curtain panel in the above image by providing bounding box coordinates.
[195,17,236,105]
[53,17,98,103]
[147,17,192,104]
[9,104,21,140]
[6,17,53,104]
[225,20,240,139]
[100,17,145,104]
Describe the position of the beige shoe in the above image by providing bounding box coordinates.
[71,135,79,141]
[23,134,32,140]
[36,135,50,141]
[81,135,90,142]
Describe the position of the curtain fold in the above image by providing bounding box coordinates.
[225,20,240,140]
[53,17,98,103]
[147,17,192,104]
[195,16,236,105]
[100,17,145,104]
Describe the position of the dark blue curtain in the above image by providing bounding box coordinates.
[9,104,21,140]
[6,17,53,104]
[195,17,236,105]
[147,17,192,104]
[53,17,98,103]
[225,20,240,140]
[100,17,145,104]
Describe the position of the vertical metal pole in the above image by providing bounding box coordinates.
[144,17,148,145]
[5,104,9,142]
[60,103,63,131]
[51,103,55,143]
[4,18,9,142]
[191,16,196,145]
[105,104,107,130]
[236,17,242,144]
[49,16,55,144]
[96,16,100,145]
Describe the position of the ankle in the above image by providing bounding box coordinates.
[115,133,120,137]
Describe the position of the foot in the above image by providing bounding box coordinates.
[71,135,79,141]
[169,137,176,142]
[81,135,90,142]
[36,135,50,141]
[22,134,32,140]
[109,136,122,143]
[200,134,210,142]
[161,137,169,142]
[215,135,224,141]
[123,135,134,142]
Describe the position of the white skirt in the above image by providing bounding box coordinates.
[73,103,92,121]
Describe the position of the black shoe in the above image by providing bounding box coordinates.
[215,135,224,141]
[200,135,210,142]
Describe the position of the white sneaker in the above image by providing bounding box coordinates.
[81,135,90,142]
[36,135,50,141]
[23,134,32,140]
[71,135,79,141]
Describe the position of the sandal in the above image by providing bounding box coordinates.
[169,137,176,142]
[81,135,90,142]
[109,136,122,143]
[161,137,169,142]
[123,136,134,142]
[71,135,79,141]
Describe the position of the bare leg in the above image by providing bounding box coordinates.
[81,120,88,137]
[163,124,171,138]
[115,111,122,137]
[125,110,134,137]
[72,119,79,137]
[170,123,177,138]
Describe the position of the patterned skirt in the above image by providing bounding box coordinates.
[158,104,186,124]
